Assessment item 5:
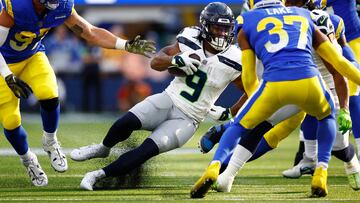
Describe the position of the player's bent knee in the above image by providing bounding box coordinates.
[39,98,59,111]
[2,114,21,130]
[33,85,58,100]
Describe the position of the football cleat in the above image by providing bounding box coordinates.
[311,166,328,197]
[198,125,225,153]
[80,170,106,191]
[70,144,110,162]
[190,161,221,198]
[212,173,235,192]
[282,156,316,178]
[344,155,360,191]
[22,152,48,187]
[42,136,68,172]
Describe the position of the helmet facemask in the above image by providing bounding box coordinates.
[40,0,59,10]
[202,21,234,51]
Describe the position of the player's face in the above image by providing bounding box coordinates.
[209,24,233,38]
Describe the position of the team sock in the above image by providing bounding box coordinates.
[4,126,29,155]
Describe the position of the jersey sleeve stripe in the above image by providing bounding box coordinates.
[335,18,344,40]
[218,55,242,71]
[177,36,201,50]
[4,0,13,18]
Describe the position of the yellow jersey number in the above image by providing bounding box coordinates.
[10,28,50,52]
[257,16,309,53]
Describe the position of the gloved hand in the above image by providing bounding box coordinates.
[209,105,232,121]
[125,35,156,58]
[170,51,201,76]
[337,108,352,134]
[5,74,33,99]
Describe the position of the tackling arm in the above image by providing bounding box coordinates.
[238,29,259,96]
[314,28,360,86]
[65,10,155,57]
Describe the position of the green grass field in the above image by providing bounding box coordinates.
[0,114,359,202]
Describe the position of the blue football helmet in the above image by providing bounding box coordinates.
[248,0,284,10]
[39,0,59,10]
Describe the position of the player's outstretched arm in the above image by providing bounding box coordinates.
[314,28,360,86]
[64,9,155,58]
[238,29,259,96]
[0,9,32,99]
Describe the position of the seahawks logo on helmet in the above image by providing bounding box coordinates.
[199,2,235,51]
[311,9,334,36]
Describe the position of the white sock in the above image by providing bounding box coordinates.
[95,169,106,178]
[345,154,360,173]
[43,131,57,143]
[304,139,317,160]
[100,143,111,151]
[317,162,328,169]
[20,149,32,161]
[356,138,360,155]
[299,130,304,141]
[222,145,252,178]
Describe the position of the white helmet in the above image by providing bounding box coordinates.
[311,9,334,36]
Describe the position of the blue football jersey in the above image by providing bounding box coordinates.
[329,13,345,40]
[240,5,318,82]
[314,0,360,41]
[0,0,74,63]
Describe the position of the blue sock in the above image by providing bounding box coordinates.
[213,123,248,164]
[301,115,318,140]
[248,137,273,162]
[317,115,336,164]
[4,126,29,155]
[40,103,60,133]
[350,95,360,139]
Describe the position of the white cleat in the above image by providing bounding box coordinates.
[213,173,235,192]
[22,152,48,187]
[70,144,110,162]
[344,155,360,191]
[42,136,68,173]
[282,156,316,178]
[80,170,106,191]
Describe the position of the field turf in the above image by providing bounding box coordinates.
[0,114,359,202]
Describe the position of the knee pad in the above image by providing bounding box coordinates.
[3,113,21,130]
[39,97,59,111]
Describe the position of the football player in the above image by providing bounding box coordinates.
[69,2,244,191]
[190,0,360,198]
[0,0,155,186]
[290,0,360,165]
[201,2,360,191]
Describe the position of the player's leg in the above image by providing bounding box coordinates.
[283,115,317,178]
[71,92,172,161]
[191,81,281,197]
[253,111,305,161]
[298,77,337,197]
[0,67,47,186]
[332,131,360,190]
[19,52,67,172]
[80,111,196,190]
[348,39,360,155]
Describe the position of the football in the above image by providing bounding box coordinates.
[168,53,201,77]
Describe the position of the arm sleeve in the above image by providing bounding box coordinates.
[316,40,360,85]
[342,44,360,68]
[241,49,259,95]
